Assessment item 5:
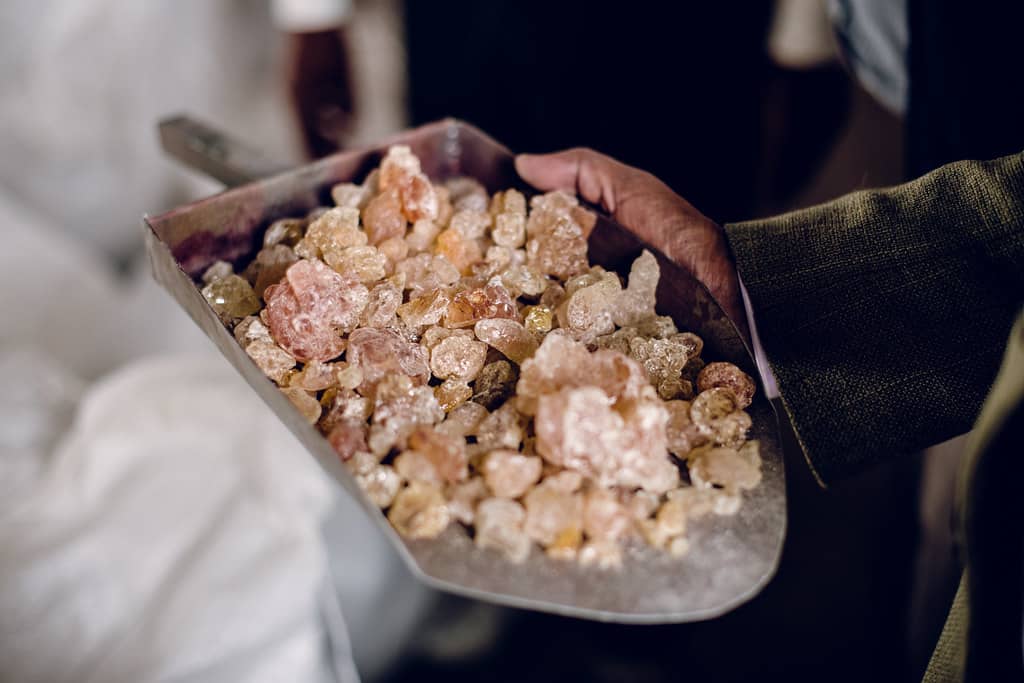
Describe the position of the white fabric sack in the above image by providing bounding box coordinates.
[0,355,354,683]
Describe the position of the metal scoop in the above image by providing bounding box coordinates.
[146,116,786,624]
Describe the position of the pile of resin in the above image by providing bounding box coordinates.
[200,145,762,569]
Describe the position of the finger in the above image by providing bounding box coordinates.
[515,148,634,215]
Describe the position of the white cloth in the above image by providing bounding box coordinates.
[768,0,839,68]
[0,0,301,263]
[827,0,909,115]
[272,0,352,32]
[0,184,435,680]
[0,355,350,683]
[0,2,427,679]
[0,188,210,381]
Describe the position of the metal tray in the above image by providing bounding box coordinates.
[145,117,786,623]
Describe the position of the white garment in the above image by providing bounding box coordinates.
[272,0,352,32]
[0,0,301,263]
[0,355,350,683]
[0,1,426,680]
[827,0,909,115]
[768,0,839,69]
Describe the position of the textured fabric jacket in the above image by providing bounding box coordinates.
[724,151,1024,681]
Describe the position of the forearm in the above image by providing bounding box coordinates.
[274,0,355,158]
[726,152,1024,484]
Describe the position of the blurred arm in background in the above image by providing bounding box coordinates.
[273,0,356,158]
[758,0,852,212]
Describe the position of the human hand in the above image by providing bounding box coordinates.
[515,148,747,332]
[285,28,355,158]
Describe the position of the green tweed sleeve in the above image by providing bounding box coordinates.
[724,152,1024,484]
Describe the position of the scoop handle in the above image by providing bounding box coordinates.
[158,115,292,188]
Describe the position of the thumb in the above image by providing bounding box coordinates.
[515,148,640,216]
[516,149,745,330]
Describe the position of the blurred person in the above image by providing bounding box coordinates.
[515,142,1023,682]
[0,1,427,681]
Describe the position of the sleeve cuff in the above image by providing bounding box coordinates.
[272,0,352,32]
[738,274,780,400]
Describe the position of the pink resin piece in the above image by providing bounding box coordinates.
[556,269,621,341]
[388,482,450,539]
[515,333,593,415]
[473,319,538,364]
[408,426,469,483]
[475,497,531,563]
[539,469,583,494]
[523,485,584,547]
[436,401,489,439]
[379,145,421,191]
[355,465,402,508]
[435,228,483,275]
[688,446,762,491]
[250,244,299,299]
[378,146,438,222]
[396,253,461,298]
[525,213,588,280]
[482,449,543,499]
[534,386,678,493]
[664,399,706,456]
[446,177,489,213]
[327,419,370,461]
[447,476,489,524]
[696,362,756,409]
[516,334,650,415]
[613,250,660,327]
[449,209,491,240]
[362,280,403,328]
[400,173,439,222]
[397,289,451,327]
[445,278,518,328]
[363,189,407,245]
[475,402,523,451]
[429,335,488,381]
[368,375,444,455]
[583,488,632,541]
[588,348,657,408]
[264,259,368,362]
[319,390,371,434]
[347,327,430,391]
[292,359,339,391]
[394,450,444,485]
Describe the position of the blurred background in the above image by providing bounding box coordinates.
[2,0,1022,681]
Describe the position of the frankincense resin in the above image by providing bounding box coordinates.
[212,145,761,568]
